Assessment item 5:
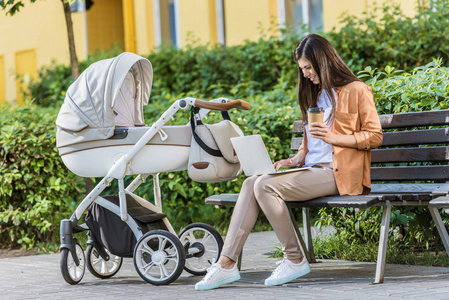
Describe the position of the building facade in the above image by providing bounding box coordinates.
[0,0,418,105]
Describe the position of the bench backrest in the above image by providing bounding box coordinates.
[291,109,449,194]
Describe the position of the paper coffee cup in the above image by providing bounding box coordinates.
[308,107,324,124]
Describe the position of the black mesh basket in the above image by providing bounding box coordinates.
[85,194,167,257]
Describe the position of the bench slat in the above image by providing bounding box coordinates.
[371,183,449,194]
[293,121,304,134]
[292,129,449,151]
[372,146,449,163]
[206,194,382,209]
[292,110,449,134]
[371,165,449,181]
[206,192,447,208]
[286,195,381,209]
[379,109,449,129]
[290,137,303,151]
[292,144,448,164]
[381,128,449,146]
[205,194,239,206]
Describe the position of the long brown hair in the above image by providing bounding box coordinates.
[294,34,360,124]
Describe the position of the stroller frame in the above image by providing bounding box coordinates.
[59,97,250,285]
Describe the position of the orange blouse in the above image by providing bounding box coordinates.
[299,81,383,195]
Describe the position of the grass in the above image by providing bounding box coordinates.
[269,233,449,267]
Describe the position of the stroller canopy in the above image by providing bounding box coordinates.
[56,52,153,147]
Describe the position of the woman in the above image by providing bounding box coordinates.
[195,34,383,291]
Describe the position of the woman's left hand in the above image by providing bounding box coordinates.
[309,122,335,144]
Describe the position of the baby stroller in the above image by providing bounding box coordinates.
[55,52,250,285]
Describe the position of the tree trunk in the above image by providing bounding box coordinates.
[61,0,80,81]
[62,1,91,193]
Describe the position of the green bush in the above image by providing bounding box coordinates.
[0,103,85,249]
[325,1,449,72]
[359,59,449,113]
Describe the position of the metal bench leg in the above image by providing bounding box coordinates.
[288,208,316,263]
[374,204,391,284]
[302,207,316,262]
[429,207,449,258]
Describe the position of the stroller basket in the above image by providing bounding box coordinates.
[86,194,166,257]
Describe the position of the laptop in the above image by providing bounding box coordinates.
[230,135,311,176]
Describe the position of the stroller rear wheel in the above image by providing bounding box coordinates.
[179,223,224,276]
[86,245,123,279]
[133,230,185,285]
[60,243,86,285]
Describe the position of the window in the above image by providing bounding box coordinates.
[288,0,323,33]
[168,0,178,46]
[15,49,37,105]
[154,0,179,48]
[70,0,94,13]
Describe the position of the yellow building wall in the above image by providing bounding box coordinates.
[322,0,367,32]
[177,0,218,47]
[0,55,5,105]
[323,0,419,32]
[134,0,157,54]
[0,0,88,103]
[366,0,417,17]
[224,0,279,46]
[87,0,125,53]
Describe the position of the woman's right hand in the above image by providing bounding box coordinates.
[273,157,298,171]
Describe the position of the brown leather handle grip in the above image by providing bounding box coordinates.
[193,99,250,111]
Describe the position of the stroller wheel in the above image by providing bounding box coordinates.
[133,230,185,285]
[179,223,224,276]
[86,245,123,279]
[60,243,86,285]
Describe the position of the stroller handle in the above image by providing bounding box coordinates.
[194,99,250,111]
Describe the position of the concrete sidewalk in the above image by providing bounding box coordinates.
[1,230,449,300]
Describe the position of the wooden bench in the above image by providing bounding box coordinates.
[206,109,449,284]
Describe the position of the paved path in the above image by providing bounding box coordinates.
[1,230,449,300]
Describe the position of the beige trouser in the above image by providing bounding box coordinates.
[221,167,338,262]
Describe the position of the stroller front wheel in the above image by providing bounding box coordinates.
[133,230,185,285]
[86,245,123,279]
[179,223,224,276]
[60,243,86,285]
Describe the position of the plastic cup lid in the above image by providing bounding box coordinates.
[308,107,324,113]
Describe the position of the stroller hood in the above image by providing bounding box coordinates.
[56,52,153,147]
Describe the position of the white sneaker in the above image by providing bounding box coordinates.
[195,263,241,291]
[264,257,311,286]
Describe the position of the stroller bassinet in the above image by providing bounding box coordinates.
[56,52,191,177]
